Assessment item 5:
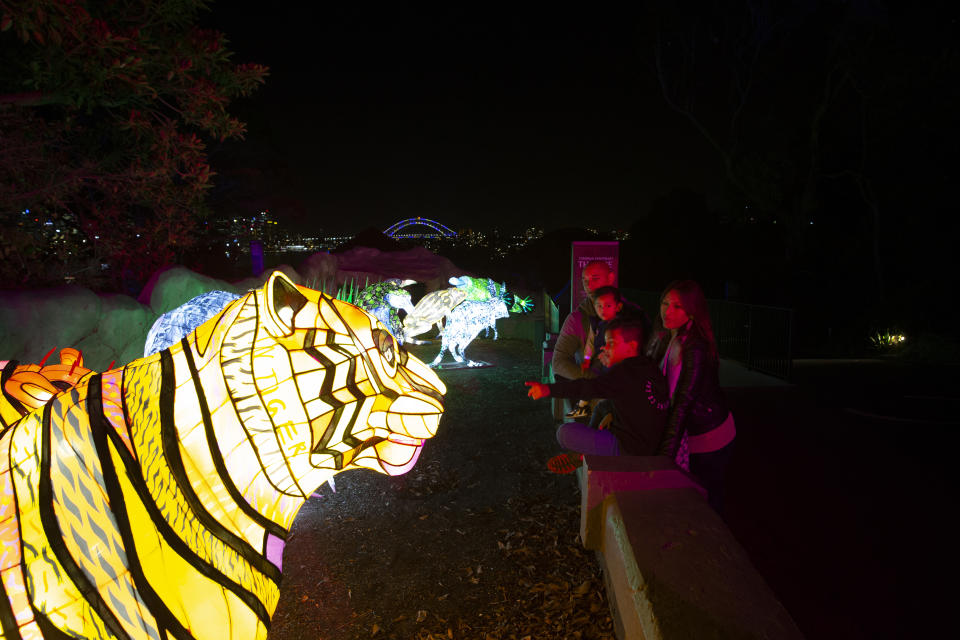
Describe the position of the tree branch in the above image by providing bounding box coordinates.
[0,91,47,106]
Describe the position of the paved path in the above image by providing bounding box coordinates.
[719,358,793,387]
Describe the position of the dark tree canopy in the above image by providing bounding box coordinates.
[0,0,267,290]
[642,0,959,334]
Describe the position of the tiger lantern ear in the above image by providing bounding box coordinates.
[265,271,308,334]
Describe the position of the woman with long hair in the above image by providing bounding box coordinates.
[647,280,736,514]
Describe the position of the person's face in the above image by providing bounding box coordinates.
[593,294,621,322]
[602,329,637,367]
[582,264,615,296]
[660,290,690,330]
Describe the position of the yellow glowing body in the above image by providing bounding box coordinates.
[0,272,445,640]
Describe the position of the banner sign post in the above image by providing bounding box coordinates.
[571,241,619,313]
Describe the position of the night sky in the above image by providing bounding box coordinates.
[201,6,720,235]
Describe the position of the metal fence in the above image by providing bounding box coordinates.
[622,290,794,381]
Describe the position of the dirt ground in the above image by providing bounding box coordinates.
[267,339,614,640]
[265,339,957,639]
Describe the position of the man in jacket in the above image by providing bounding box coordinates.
[551,261,616,383]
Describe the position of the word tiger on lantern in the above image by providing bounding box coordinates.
[0,272,446,640]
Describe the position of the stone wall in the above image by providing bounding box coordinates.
[578,456,804,639]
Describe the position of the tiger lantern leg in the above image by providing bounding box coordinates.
[0,271,446,640]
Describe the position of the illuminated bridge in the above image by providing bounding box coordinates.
[383,217,457,240]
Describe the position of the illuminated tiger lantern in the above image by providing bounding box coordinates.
[0,272,445,640]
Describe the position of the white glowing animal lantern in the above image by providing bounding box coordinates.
[431,298,509,367]
[402,288,468,343]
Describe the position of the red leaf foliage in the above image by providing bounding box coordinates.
[0,0,269,292]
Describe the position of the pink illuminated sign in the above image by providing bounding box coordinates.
[571,241,619,312]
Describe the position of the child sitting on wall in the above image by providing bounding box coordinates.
[526,320,669,473]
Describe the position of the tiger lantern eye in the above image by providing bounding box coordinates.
[373,329,397,367]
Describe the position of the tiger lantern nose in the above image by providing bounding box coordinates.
[385,394,443,439]
[384,352,445,439]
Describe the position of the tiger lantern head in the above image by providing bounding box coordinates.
[0,271,445,640]
[189,271,447,517]
[226,271,446,487]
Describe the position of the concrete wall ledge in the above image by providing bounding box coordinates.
[578,456,803,640]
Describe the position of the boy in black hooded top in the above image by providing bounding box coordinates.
[526,320,669,470]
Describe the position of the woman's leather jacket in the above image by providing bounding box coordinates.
[647,330,729,458]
